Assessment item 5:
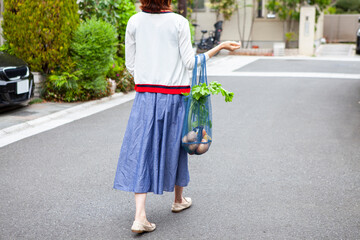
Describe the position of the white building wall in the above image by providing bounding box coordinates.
[192,0,286,48]
[191,0,254,42]
[252,19,284,47]
[314,12,324,48]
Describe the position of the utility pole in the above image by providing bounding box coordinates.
[178,0,187,17]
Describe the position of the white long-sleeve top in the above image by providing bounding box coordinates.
[125,11,209,94]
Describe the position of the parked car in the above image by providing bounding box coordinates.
[357,17,360,55]
[0,52,34,107]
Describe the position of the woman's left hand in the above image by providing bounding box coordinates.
[206,41,241,58]
[220,41,241,51]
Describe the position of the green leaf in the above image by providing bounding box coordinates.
[190,81,234,103]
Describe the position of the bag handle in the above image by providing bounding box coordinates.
[191,54,208,87]
[191,55,198,87]
[199,54,208,85]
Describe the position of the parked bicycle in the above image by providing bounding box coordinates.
[194,21,223,53]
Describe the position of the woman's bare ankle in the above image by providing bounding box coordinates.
[174,196,184,204]
[135,215,148,223]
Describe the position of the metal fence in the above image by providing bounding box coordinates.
[324,14,360,43]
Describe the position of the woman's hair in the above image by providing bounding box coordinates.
[140,0,172,12]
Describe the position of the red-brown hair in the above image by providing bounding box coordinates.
[140,0,172,12]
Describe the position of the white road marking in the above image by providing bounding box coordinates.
[208,72,360,79]
[207,56,360,79]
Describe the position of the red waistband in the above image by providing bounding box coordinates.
[135,84,190,95]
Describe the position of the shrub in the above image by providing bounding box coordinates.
[106,57,135,93]
[71,18,118,92]
[44,18,118,102]
[78,0,137,56]
[335,0,360,13]
[45,71,82,102]
[2,0,79,73]
[0,42,15,55]
[117,70,135,93]
[44,70,112,102]
[171,0,196,45]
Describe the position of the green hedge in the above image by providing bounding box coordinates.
[335,0,360,13]
[2,0,79,74]
[44,18,118,102]
[107,57,135,93]
[78,0,137,56]
[71,18,118,90]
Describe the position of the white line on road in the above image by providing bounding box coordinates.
[207,72,360,79]
[207,56,360,77]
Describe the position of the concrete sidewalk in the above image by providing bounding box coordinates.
[316,44,359,57]
[0,92,136,147]
[0,101,81,130]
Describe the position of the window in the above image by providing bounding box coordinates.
[191,0,205,11]
[266,0,276,19]
[257,0,263,18]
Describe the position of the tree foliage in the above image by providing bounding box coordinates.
[171,0,196,44]
[209,0,238,21]
[44,18,118,102]
[78,0,136,56]
[266,0,331,41]
[71,18,118,90]
[106,57,135,93]
[335,0,360,14]
[266,0,331,22]
[2,0,79,73]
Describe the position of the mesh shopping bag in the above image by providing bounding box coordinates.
[181,54,212,155]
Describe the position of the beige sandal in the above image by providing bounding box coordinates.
[171,197,192,212]
[131,220,156,233]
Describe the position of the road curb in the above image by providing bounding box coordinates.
[0,92,136,146]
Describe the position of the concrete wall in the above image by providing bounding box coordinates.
[136,0,287,47]
[324,14,360,43]
[299,6,316,56]
[191,0,254,42]
[123,1,331,49]
[252,19,285,48]
[314,12,324,49]
[192,0,287,47]
[315,13,324,41]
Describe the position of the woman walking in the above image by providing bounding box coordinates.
[113,0,241,233]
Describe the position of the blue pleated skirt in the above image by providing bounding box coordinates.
[113,92,189,195]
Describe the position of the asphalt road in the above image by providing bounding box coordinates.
[1,71,360,238]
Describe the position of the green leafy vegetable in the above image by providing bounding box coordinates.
[183,81,234,102]
[182,81,234,131]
